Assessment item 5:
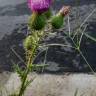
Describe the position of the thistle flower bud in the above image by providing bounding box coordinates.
[23,35,34,50]
[51,6,70,29]
[51,14,64,29]
[59,6,70,17]
[28,12,46,30]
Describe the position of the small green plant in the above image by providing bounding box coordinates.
[8,0,96,96]
[9,0,70,96]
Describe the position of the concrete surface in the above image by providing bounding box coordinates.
[1,73,96,96]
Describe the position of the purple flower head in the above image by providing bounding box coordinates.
[28,0,52,13]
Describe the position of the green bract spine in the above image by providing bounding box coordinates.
[28,13,46,30]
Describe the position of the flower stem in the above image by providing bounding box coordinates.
[18,30,44,96]
[18,51,33,96]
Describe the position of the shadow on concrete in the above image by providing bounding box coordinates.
[0,0,96,16]
[0,24,26,72]
[0,0,96,73]
[0,21,96,73]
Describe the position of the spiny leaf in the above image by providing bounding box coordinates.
[25,79,34,89]
[13,64,24,81]
[28,64,49,72]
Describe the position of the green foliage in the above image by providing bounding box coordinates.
[29,64,49,71]
[74,89,78,96]
[13,64,24,81]
[28,13,46,30]
[23,35,36,50]
[51,14,64,29]
[9,1,96,96]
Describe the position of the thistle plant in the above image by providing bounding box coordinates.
[1,0,95,96]
[10,0,70,96]
[8,0,96,95]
